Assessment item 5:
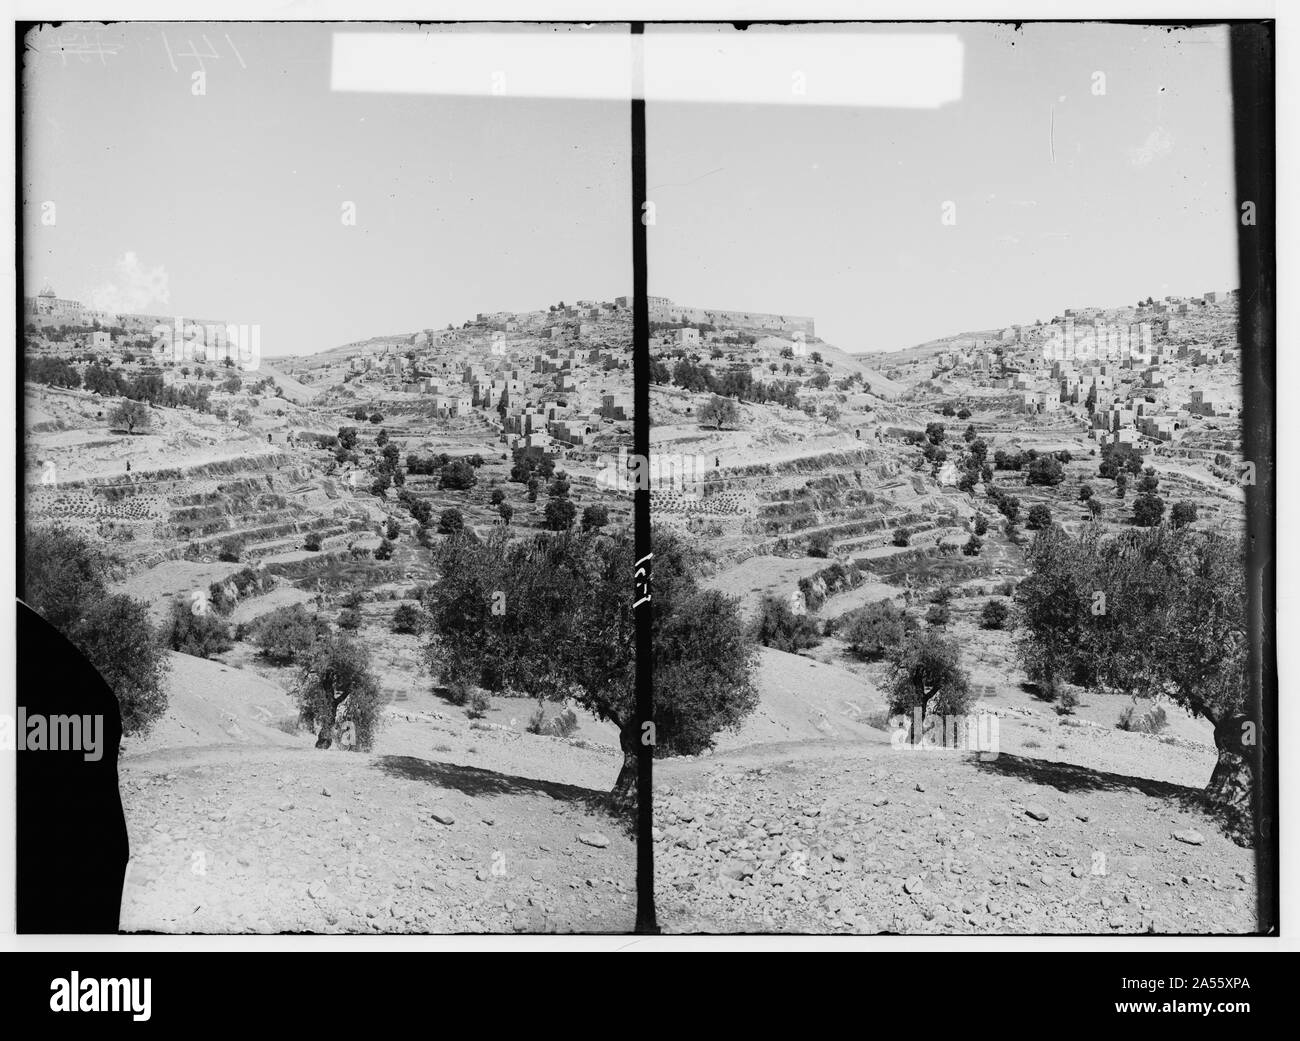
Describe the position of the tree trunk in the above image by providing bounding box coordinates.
[314,698,338,750]
[609,731,638,815]
[1206,713,1255,845]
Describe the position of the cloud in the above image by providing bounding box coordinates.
[1128,127,1174,168]
[90,251,170,314]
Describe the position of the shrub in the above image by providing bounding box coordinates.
[217,537,243,563]
[391,602,423,634]
[544,496,577,531]
[1170,501,1198,528]
[374,538,394,561]
[526,706,580,738]
[252,604,322,665]
[438,508,465,535]
[581,504,610,531]
[840,600,913,660]
[925,602,951,626]
[65,593,169,736]
[752,595,822,652]
[808,531,833,558]
[1132,493,1165,527]
[973,514,988,536]
[207,581,236,616]
[337,608,362,631]
[444,679,472,707]
[1026,455,1065,486]
[962,535,983,556]
[304,531,323,552]
[892,527,911,547]
[980,599,1010,630]
[1117,703,1169,734]
[164,596,233,658]
[1026,504,1052,530]
[466,689,491,719]
[439,459,477,491]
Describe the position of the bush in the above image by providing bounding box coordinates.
[808,531,833,558]
[338,608,363,630]
[544,496,577,531]
[892,527,911,547]
[438,508,465,535]
[391,602,423,634]
[980,599,1010,630]
[962,535,983,556]
[217,536,243,563]
[164,596,233,658]
[304,531,323,552]
[925,602,951,626]
[1026,455,1065,486]
[466,689,491,719]
[498,502,514,525]
[66,593,169,736]
[1132,493,1165,527]
[752,595,822,652]
[1026,504,1052,530]
[207,581,236,616]
[526,706,580,738]
[1170,501,1198,528]
[251,604,323,665]
[841,600,913,660]
[581,504,610,532]
[374,538,394,561]
[1117,703,1169,734]
[443,679,472,707]
[439,459,477,491]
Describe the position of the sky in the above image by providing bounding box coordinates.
[645,22,1240,354]
[22,23,631,358]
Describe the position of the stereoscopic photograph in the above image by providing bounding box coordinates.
[12,15,1275,945]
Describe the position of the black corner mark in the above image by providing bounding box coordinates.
[16,601,129,933]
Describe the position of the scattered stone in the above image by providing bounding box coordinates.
[430,807,456,826]
[1173,829,1205,846]
[1025,806,1049,822]
[578,831,610,849]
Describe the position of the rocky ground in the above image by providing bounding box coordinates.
[654,740,1257,935]
[118,655,635,934]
